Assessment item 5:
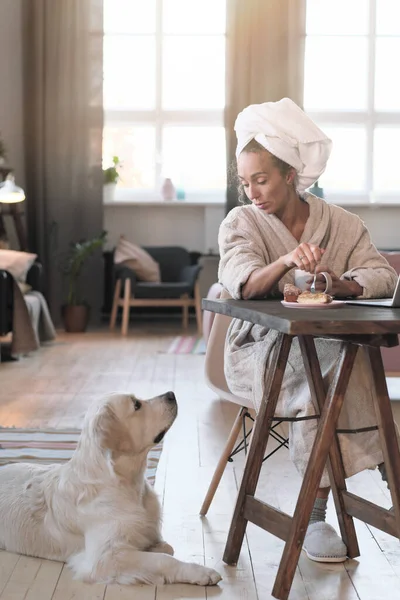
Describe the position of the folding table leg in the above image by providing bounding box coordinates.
[223,333,293,565]
[272,342,358,600]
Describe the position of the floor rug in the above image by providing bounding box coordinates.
[165,336,206,355]
[0,428,162,486]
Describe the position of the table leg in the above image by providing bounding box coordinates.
[299,336,360,558]
[223,333,293,565]
[272,342,358,600]
[367,346,400,536]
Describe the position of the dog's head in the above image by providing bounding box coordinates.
[83,391,178,456]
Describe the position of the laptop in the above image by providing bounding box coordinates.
[345,275,400,307]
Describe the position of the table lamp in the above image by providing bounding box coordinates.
[0,173,27,250]
[0,173,25,203]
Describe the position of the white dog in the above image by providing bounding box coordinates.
[0,391,222,586]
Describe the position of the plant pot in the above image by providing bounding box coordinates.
[103,182,117,203]
[62,304,90,333]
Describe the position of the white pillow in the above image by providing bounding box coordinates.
[0,250,37,282]
[114,237,161,283]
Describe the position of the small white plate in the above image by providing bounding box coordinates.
[281,300,346,309]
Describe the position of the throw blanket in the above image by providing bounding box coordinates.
[10,280,56,356]
[24,291,56,348]
[218,194,398,486]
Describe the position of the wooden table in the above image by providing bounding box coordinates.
[202,298,400,600]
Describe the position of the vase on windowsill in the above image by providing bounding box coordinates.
[161,177,176,201]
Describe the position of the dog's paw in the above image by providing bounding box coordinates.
[150,541,174,556]
[182,563,222,586]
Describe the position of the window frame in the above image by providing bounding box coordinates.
[103,0,226,203]
[305,0,400,206]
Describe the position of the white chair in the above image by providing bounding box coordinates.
[200,289,291,516]
[200,289,255,516]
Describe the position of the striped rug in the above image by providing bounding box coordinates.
[165,335,206,355]
[0,428,162,487]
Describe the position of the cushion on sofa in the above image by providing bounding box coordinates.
[114,236,161,283]
[0,250,37,283]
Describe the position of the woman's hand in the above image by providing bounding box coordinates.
[282,243,325,274]
[307,266,363,298]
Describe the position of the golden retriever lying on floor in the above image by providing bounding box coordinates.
[0,392,222,586]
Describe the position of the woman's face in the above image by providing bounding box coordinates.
[237,150,293,216]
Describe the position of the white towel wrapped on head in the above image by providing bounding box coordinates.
[234,98,332,193]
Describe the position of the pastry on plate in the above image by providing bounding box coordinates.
[283,283,302,303]
[297,291,333,304]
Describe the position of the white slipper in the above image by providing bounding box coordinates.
[303,522,347,563]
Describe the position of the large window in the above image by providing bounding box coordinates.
[305,0,400,203]
[103,0,227,199]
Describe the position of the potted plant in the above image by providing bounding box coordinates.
[103,155,121,202]
[61,231,107,332]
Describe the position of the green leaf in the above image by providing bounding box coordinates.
[62,231,107,305]
[103,156,122,184]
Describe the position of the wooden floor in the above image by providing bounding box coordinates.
[1,323,400,599]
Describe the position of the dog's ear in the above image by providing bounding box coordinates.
[93,405,134,454]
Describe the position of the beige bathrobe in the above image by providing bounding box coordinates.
[218,194,398,486]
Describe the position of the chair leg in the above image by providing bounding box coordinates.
[200,406,247,516]
[109,279,121,330]
[182,294,189,329]
[121,278,131,336]
[194,281,202,337]
[367,346,400,535]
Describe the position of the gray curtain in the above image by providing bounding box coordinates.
[22,0,104,324]
[225,0,306,213]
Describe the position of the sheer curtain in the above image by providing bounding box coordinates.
[22,0,104,323]
[225,0,306,213]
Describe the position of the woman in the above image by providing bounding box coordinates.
[218,98,397,563]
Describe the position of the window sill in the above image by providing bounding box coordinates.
[324,192,400,207]
[104,198,226,207]
[333,201,400,208]
[103,189,226,208]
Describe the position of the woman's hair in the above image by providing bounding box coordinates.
[229,138,295,203]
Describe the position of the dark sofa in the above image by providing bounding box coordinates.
[103,248,202,314]
[106,246,203,335]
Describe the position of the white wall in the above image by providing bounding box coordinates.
[104,202,224,255]
[349,206,400,250]
[104,201,400,257]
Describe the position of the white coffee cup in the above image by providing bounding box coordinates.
[294,269,332,294]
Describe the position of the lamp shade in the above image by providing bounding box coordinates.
[0,174,25,204]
